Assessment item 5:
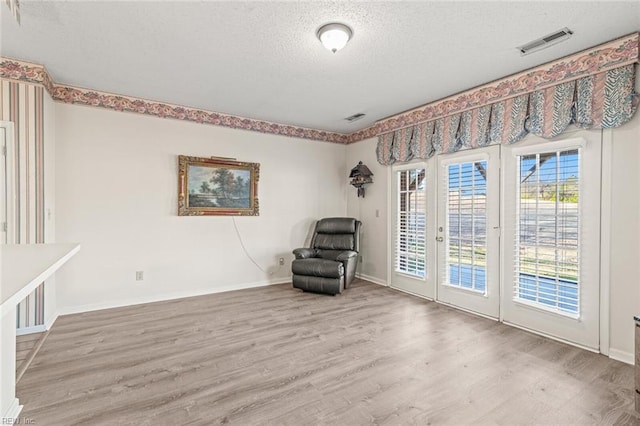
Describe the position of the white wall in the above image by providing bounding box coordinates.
[345,137,388,285]
[608,109,640,362]
[55,103,347,312]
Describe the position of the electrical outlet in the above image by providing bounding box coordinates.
[136,271,144,281]
[279,257,285,265]
[359,256,363,263]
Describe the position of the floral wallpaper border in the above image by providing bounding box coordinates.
[0,58,350,144]
[1,32,637,145]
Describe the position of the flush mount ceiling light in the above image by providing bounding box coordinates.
[317,23,353,53]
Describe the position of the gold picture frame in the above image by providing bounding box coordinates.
[178,155,260,216]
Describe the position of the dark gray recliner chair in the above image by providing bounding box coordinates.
[292,217,361,295]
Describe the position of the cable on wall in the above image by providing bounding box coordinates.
[231,217,278,276]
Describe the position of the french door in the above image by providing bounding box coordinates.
[389,133,600,350]
[502,133,601,350]
[389,160,436,298]
[436,146,501,318]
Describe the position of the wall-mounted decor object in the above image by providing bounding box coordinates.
[5,0,20,24]
[178,155,259,216]
[349,161,373,198]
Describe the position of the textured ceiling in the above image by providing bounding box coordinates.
[1,1,639,134]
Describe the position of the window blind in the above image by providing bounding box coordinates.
[445,161,488,293]
[396,169,426,277]
[515,149,580,315]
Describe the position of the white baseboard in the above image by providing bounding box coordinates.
[389,285,434,301]
[15,325,47,336]
[609,348,634,365]
[1,398,22,422]
[502,320,599,354]
[44,311,59,331]
[356,273,387,287]
[58,277,290,316]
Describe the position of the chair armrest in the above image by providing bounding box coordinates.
[293,248,317,259]
[336,251,358,261]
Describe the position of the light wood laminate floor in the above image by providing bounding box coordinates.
[16,333,43,373]
[17,280,639,425]
[15,331,48,383]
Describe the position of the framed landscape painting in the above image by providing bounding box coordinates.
[178,155,260,216]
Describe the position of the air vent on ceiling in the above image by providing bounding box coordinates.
[345,113,366,122]
[517,28,573,56]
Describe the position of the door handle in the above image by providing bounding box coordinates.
[436,236,444,242]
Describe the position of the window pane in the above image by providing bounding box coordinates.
[396,169,426,278]
[446,161,487,293]
[515,149,580,315]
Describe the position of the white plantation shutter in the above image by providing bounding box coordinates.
[443,161,488,293]
[395,169,426,277]
[514,148,580,316]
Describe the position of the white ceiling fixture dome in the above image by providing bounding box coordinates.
[317,22,352,53]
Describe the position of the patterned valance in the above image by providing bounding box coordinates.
[377,64,638,165]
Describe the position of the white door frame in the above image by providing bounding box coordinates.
[598,129,612,357]
[436,145,501,319]
[0,121,16,245]
[387,159,437,299]
[500,132,601,351]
